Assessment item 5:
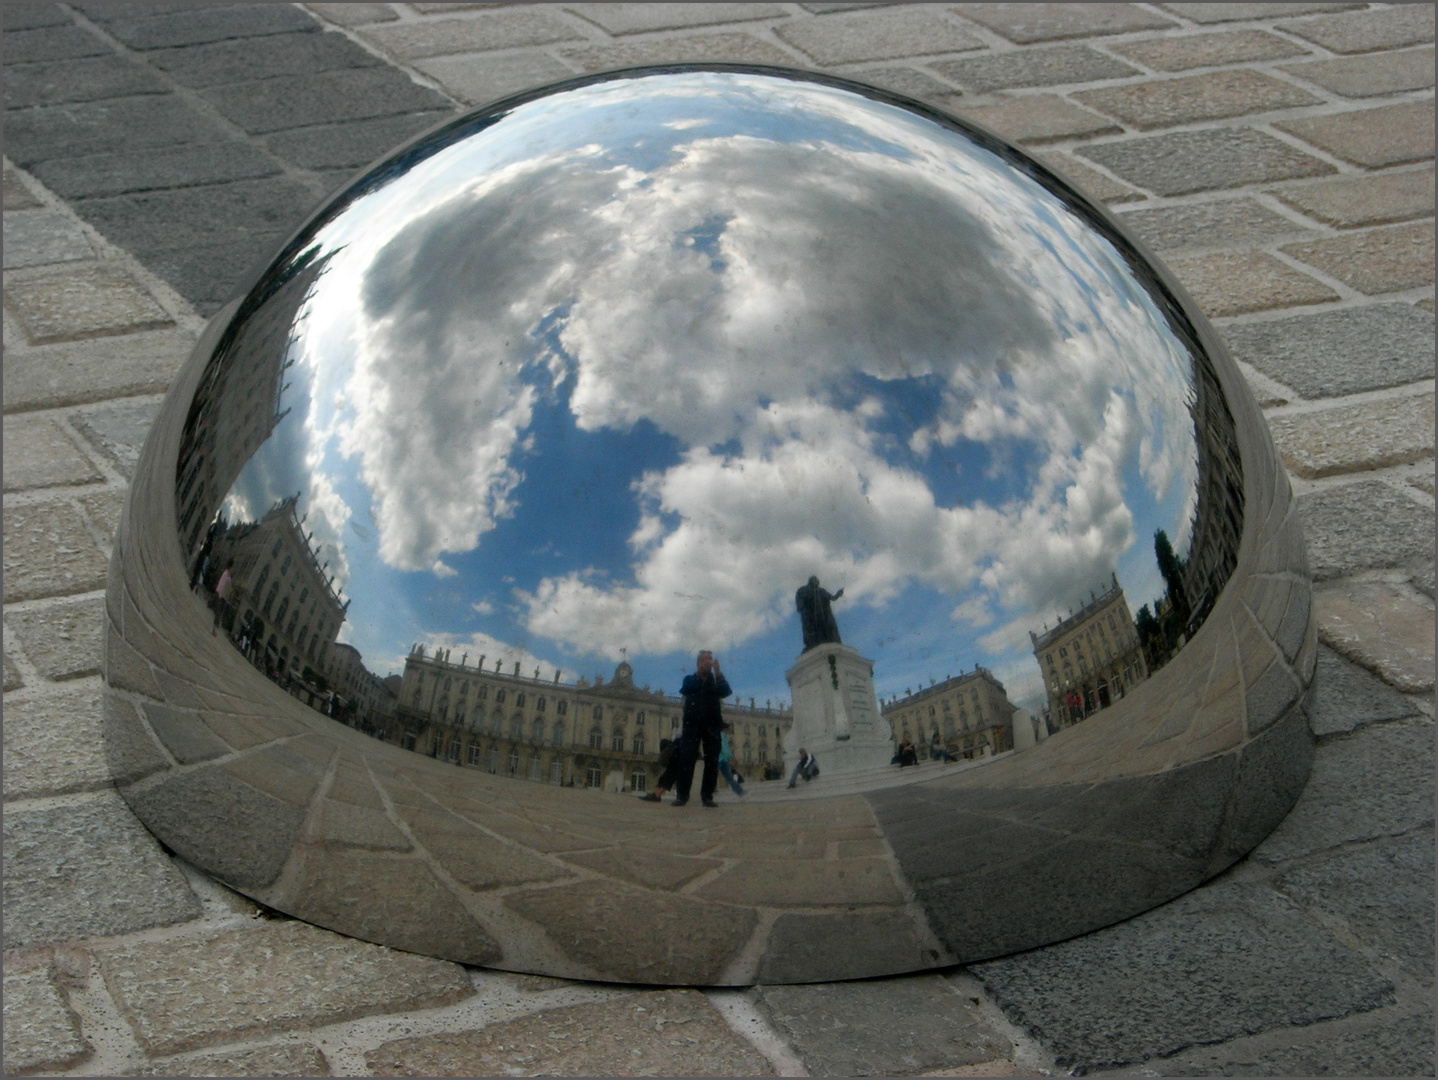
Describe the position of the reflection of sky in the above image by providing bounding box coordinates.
[222,71,1203,707]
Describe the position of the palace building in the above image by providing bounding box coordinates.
[389,648,794,791]
[1030,574,1148,730]
[881,667,1017,759]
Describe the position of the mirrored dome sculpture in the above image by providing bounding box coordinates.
[104,66,1316,985]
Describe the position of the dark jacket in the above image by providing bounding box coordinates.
[679,671,732,730]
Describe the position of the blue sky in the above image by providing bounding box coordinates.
[222,71,1213,708]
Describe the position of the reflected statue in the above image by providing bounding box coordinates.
[796,576,844,651]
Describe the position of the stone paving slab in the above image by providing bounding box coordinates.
[98,919,473,1056]
[1306,644,1422,738]
[1314,579,1436,692]
[364,989,773,1077]
[1273,167,1435,229]
[1,208,94,268]
[2,327,195,413]
[4,261,174,344]
[134,1041,332,1077]
[1296,478,1435,580]
[1,412,104,491]
[1277,4,1436,54]
[1268,391,1434,479]
[1282,44,1436,97]
[1,498,111,603]
[2,680,112,801]
[756,975,1010,1077]
[1077,128,1336,197]
[971,880,1395,1074]
[1,963,91,1075]
[2,789,202,952]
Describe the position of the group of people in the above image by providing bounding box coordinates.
[893,732,955,768]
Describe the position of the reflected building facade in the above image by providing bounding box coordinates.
[1182,351,1245,633]
[882,668,1017,759]
[392,648,793,789]
[1030,574,1148,730]
[329,642,397,729]
[208,495,348,682]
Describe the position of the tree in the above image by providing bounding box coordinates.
[1154,528,1191,631]
[1135,604,1166,671]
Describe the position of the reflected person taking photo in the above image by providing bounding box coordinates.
[672,650,732,808]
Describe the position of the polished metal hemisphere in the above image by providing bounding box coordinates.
[104,65,1315,985]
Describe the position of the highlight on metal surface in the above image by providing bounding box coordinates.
[104,65,1315,984]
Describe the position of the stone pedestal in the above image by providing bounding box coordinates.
[783,643,894,773]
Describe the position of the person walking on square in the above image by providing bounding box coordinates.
[638,737,679,802]
[672,650,731,808]
[718,724,744,797]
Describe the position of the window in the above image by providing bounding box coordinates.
[490,710,503,735]
[516,692,525,708]
[496,689,506,704]
[589,727,603,749]
[262,582,279,616]
[592,705,603,720]
[556,700,567,715]
[632,733,645,755]
[455,704,466,723]
[758,726,766,738]
[536,696,546,712]
[275,597,289,624]
[585,765,602,787]
[412,689,422,706]
[280,555,291,575]
[635,711,645,726]
[531,719,544,744]
[477,684,488,700]
[467,742,481,766]
[298,588,308,605]
[552,721,565,746]
[507,750,519,776]
[550,759,562,784]
[631,769,646,793]
[272,540,283,559]
[528,755,541,780]
[611,729,625,752]
[444,677,451,691]
[437,705,448,722]
[254,565,270,592]
[486,747,499,773]
[509,716,523,739]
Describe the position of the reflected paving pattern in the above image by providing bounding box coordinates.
[103,66,1315,984]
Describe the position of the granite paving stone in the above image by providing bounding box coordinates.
[134,1042,332,1077]
[1,3,71,31]
[2,413,104,491]
[1030,151,1144,203]
[1115,198,1311,253]
[2,789,203,951]
[1107,29,1309,71]
[5,595,106,681]
[1157,3,1362,24]
[971,881,1394,1073]
[262,111,456,171]
[930,44,1138,93]
[145,27,384,88]
[503,880,755,984]
[1078,128,1335,197]
[558,32,798,72]
[1276,831,1434,985]
[28,141,284,201]
[71,398,161,479]
[1075,70,1321,131]
[3,164,44,209]
[566,3,785,35]
[1,965,91,1075]
[1282,46,1436,99]
[1220,302,1434,398]
[305,3,399,28]
[2,95,230,167]
[1306,644,1419,739]
[3,54,169,109]
[0,499,111,602]
[847,66,964,106]
[3,652,22,692]
[1252,718,1434,864]
[414,51,576,107]
[1165,250,1338,317]
[955,96,1119,144]
[1314,580,1436,693]
[364,989,771,1077]
[1128,1008,1434,1077]
[199,67,450,135]
[357,10,583,60]
[1282,220,1436,296]
[2,209,95,269]
[1296,479,1435,581]
[2,25,111,65]
[774,7,983,65]
[956,3,1177,43]
[756,976,1009,1076]
[1268,392,1434,479]
[1273,167,1435,229]
[756,910,933,983]
[76,3,320,51]
[99,920,473,1056]
[1277,101,1436,169]
[1277,4,1436,55]
[4,262,173,344]
[2,681,112,800]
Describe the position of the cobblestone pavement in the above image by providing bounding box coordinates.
[3,2,1433,1075]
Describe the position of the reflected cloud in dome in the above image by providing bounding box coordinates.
[186,69,1237,742]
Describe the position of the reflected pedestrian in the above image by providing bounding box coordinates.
[718,724,744,797]
[929,731,952,763]
[671,651,731,808]
[787,748,819,787]
[638,737,679,802]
